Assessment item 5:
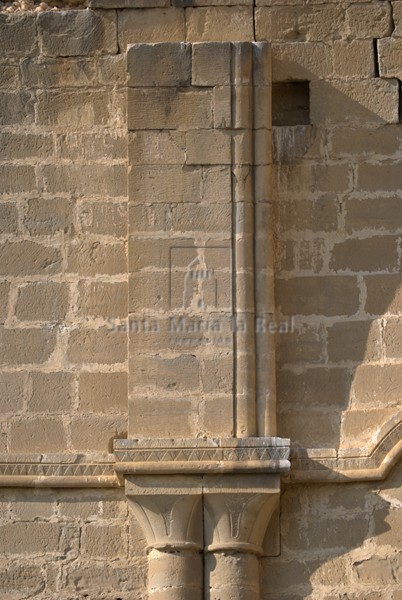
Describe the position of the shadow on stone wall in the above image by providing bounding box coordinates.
[262,459,402,600]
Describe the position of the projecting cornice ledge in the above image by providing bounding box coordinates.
[1,422,402,487]
[113,437,291,476]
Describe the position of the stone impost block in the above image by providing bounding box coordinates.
[128,43,191,87]
[114,437,290,475]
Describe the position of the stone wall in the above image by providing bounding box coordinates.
[0,8,128,455]
[0,1,402,599]
[1,465,402,599]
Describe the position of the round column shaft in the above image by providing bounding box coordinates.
[149,547,203,600]
[205,551,260,600]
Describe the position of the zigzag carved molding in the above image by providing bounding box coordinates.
[0,421,401,487]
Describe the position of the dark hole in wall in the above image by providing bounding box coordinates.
[272,81,310,126]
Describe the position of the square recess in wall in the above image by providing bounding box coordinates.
[272,81,310,126]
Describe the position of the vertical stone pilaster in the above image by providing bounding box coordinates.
[252,43,276,437]
[123,41,284,600]
[127,42,234,439]
[126,41,275,441]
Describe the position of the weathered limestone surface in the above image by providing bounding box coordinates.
[0,7,128,456]
[0,2,401,600]
[127,41,274,441]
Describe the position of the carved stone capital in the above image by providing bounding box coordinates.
[203,474,280,556]
[122,442,288,600]
[125,475,203,552]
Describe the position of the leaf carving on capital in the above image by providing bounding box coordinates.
[127,494,203,550]
[204,492,279,555]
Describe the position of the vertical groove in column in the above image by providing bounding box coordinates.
[231,43,257,438]
[253,43,277,437]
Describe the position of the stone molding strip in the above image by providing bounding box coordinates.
[289,420,402,483]
[114,437,291,475]
[0,424,401,486]
[0,454,119,488]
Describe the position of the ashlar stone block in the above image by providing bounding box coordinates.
[38,10,118,57]
[127,43,191,87]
